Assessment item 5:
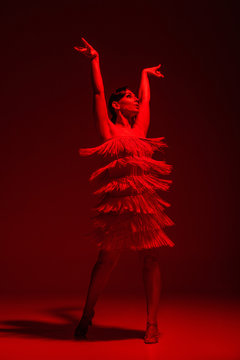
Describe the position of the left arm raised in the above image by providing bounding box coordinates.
[133,65,164,137]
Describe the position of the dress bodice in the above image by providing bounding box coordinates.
[78,135,168,159]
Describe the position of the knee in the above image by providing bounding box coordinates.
[143,255,159,271]
[97,250,120,268]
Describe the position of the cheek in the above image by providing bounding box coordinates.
[119,100,133,112]
[120,101,128,109]
[122,100,132,107]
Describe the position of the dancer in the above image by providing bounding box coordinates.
[73,37,175,344]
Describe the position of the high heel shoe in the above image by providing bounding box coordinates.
[144,322,159,344]
[74,309,95,339]
[88,309,95,326]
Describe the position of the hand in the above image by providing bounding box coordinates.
[74,37,99,59]
[143,65,164,78]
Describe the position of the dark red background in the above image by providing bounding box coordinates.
[1,1,239,297]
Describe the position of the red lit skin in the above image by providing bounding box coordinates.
[74,38,164,140]
[74,38,164,329]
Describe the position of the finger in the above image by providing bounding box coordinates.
[155,70,164,77]
[74,48,88,53]
[74,46,86,51]
[75,46,88,52]
[81,37,92,48]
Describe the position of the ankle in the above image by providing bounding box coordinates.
[82,308,94,319]
[147,319,158,325]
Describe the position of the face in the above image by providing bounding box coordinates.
[117,90,139,117]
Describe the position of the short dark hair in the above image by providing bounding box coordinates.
[108,86,129,124]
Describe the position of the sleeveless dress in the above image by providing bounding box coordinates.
[79,135,175,251]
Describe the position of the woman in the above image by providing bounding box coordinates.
[73,37,175,344]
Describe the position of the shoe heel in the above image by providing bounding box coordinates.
[144,322,159,344]
[89,309,95,326]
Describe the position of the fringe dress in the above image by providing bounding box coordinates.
[79,135,175,251]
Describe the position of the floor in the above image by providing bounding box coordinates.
[0,293,239,360]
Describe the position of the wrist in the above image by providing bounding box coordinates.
[91,52,99,61]
[141,69,149,76]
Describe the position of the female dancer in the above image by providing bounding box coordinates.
[73,38,174,344]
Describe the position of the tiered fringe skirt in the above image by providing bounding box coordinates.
[79,135,175,250]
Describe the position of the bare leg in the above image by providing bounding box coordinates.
[139,249,161,324]
[81,249,121,318]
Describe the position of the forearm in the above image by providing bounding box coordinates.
[91,56,104,95]
[138,70,150,103]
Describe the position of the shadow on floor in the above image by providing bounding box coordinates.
[0,305,145,342]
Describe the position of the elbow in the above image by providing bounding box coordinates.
[93,89,104,96]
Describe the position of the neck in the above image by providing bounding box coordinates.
[115,112,134,128]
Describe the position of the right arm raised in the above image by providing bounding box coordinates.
[74,38,113,140]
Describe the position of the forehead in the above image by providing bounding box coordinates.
[125,89,135,96]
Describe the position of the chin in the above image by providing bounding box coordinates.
[131,108,139,115]
[124,109,139,118]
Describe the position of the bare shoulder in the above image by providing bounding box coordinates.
[102,123,147,141]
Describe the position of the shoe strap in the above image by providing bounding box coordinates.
[147,322,158,326]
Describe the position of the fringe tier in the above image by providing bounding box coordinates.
[79,135,175,250]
